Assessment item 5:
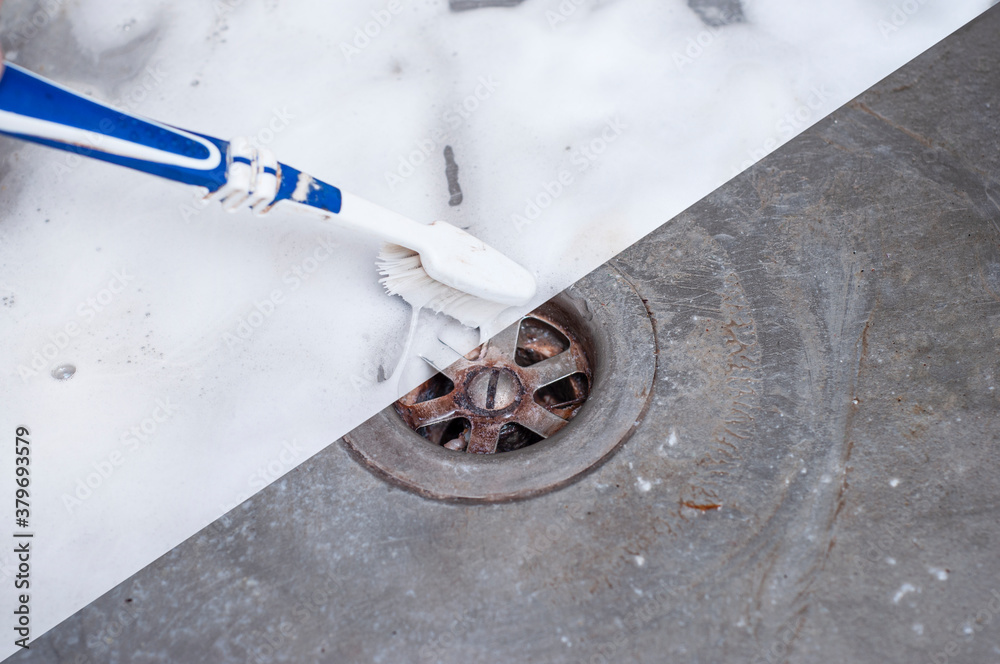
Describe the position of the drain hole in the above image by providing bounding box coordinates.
[496,423,543,453]
[408,373,454,404]
[534,372,589,420]
[515,317,570,367]
[416,418,470,449]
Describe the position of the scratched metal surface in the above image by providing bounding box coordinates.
[11,6,1000,664]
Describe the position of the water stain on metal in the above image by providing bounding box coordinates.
[443,145,463,207]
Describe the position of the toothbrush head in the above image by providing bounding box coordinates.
[377,222,536,329]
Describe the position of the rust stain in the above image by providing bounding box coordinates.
[849,100,934,149]
[681,501,722,512]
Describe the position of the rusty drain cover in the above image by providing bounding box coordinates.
[343,266,657,502]
[393,309,592,454]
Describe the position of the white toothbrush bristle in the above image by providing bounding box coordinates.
[377,244,510,329]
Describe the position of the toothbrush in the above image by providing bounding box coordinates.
[0,62,536,326]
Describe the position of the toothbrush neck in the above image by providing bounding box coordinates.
[335,192,429,249]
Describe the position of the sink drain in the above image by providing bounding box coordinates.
[393,306,592,454]
[343,266,656,502]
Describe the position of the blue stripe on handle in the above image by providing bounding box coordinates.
[8,131,231,190]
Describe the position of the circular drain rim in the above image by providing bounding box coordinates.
[342,266,657,502]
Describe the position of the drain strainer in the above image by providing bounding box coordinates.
[343,266,656,502]
[393,306,592,454]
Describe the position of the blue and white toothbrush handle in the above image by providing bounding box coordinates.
[0,62,343,217]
